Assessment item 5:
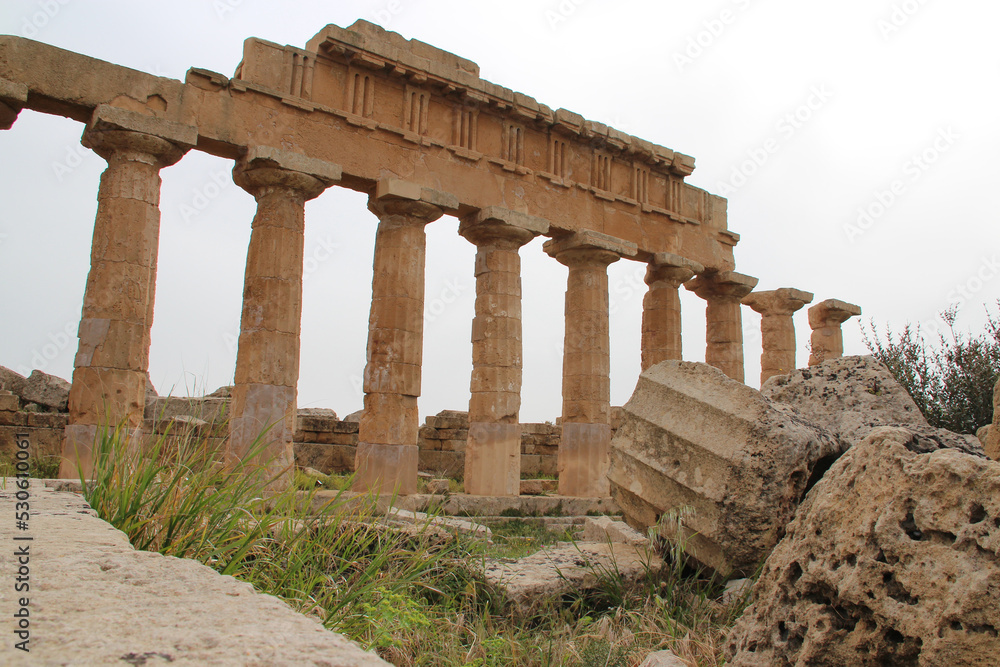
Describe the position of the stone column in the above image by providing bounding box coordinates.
[60,106,196,479]
[227,147,340,490]
[685,271,759,382]
[984,377,999,460]
[743,288,814,384]
[544,231,637,497]
[807,299,862,366]
[0,79,28,130]
[354,180,457,495]
[459,207,548,496]
[641,252,704,371]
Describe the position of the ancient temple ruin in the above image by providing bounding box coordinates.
[0,21,860,497]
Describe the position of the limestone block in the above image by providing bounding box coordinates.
[608,361,842,576]
[986,376,1000,460]
[0,391,18,412]
[294,442,357,474]
[519,479,558,495]
[20,370,71,411]
[0,366,27,396]
[581,516,650,545]
[763,356,985,456]
[726,427,1000,666]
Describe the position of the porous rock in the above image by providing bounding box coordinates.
[608,361,842,577]
[0,365,27,396]
[763,355,985,457]
[20,369,71,411]
[727,426,1000,666]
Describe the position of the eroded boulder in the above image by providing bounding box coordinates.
[727,426,1000,666]
[608,361,842,577]
[763,355,985,457]
[20,369,71,411]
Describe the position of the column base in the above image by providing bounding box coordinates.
[353,442,418,495]
[558,422,612,498]
[59,423,100,479]
[227,383,295,491]
[465,422,521,496]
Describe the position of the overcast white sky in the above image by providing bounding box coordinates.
[1,1,998,422]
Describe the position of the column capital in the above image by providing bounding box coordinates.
[646,252,704,287]
[808,299,861,329]
[369,177,457,221]
[0,78,28,130]
[459,206,547,247]
[82,104,197,167]
[234,147,341,200]
[743,287,814,316]
[543,230,637,268]
[685,271,758,301]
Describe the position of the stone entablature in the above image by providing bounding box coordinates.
[0,20,736,271]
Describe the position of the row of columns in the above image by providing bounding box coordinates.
[45,104,862,498]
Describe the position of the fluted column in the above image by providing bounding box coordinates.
[641,252,704,371]
[459,207,548,496]
[355,180,455,495]
[60,106,196,478]
[0,78,27,130]
[807,299,862,366]
[545,231,637,497]
[685,271,759,382]
[227,148,340,491]
[743,288,813,384]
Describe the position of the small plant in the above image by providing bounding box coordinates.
[863,303,1000,433]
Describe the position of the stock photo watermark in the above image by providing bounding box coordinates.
[544,0,591,30]
[947,255,999,311]
[372,0,406,27]
[715,84,834,197]
[673,0,755,73]
[843,126,958,243]
[877,0,932,40]
[178,169,232,223]
[9,433,34,653]
[16,321,77,377]
[18,0,71,38]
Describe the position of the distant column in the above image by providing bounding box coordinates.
[807,299,862,366]
[545,231,638,497]
[742,288,814,384]
[0,79,27,130]
[227,148,340,491]
[459,207,548,497]
[354,180,457,495]
[685,271,759,382]
[61,106,196,478]
[641,252,704,371]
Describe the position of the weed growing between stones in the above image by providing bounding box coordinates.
[82,424,751,665]
[0,452,60,478]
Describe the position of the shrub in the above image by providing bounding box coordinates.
[862,303,1000,434]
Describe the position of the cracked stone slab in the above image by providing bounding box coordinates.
[480,541,663,616]
[0,479,388,666]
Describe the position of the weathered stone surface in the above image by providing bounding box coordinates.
[482,541,662,616]
[20,370,71,411]
[807,298,861,366]
[608,360,842,576]
[298,407,338,419]
[206,385,232,398]
[144,396,229,423]
[726,427,1000,667]
[519,478,558,495]
[763,356,986,457]
[685,271,758,382]
[0,390,18,412]
[343,409,364,423]
[638,649,687,667]
[0,481,388,666]
[0,366,27,396]
[985,376,1000,460]
[581,516,649,545]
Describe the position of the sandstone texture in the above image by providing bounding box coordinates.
[608,360,841,576]
[0,480,388,666]
[12,370,69,411]
[985,376,999,460]
[727,427,1000,666]
[763,355,985,456]
[482,541,662,616]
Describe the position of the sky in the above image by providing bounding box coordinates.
[1,0,998,423]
